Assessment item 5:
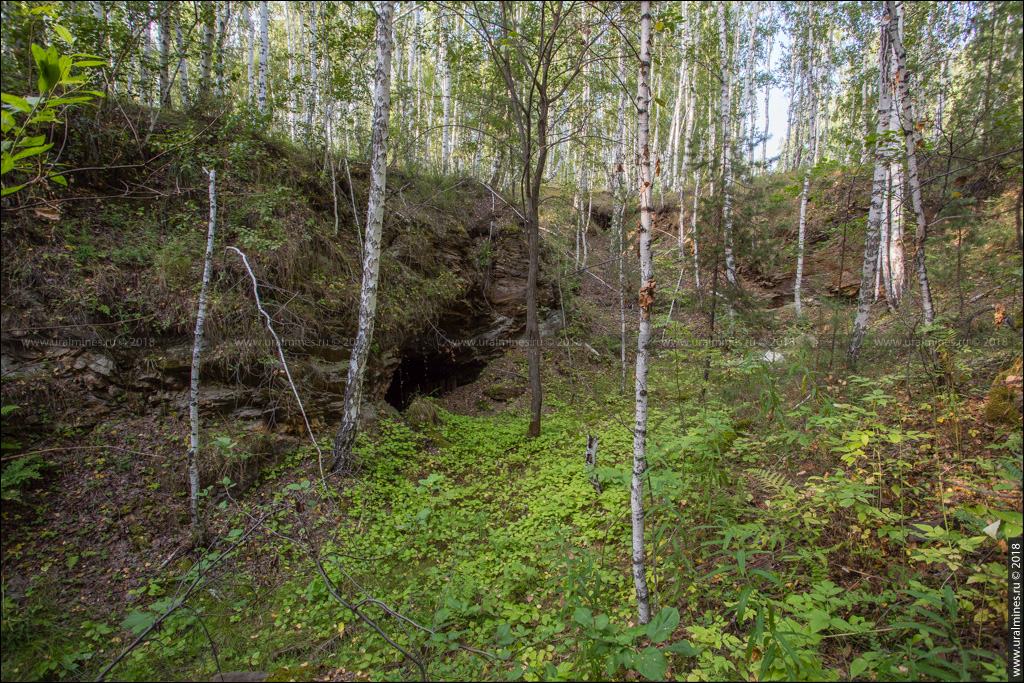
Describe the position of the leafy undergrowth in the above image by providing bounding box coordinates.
[2,332,1020,682]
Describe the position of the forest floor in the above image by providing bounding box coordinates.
[2,136,1022,682]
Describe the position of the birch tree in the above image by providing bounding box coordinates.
[718,1,737,286]
[612,46,628,394]
[469,1,602,438]
[175,17,189,108]
[199,2,215,98]
[440,10,452,175]
[331,1,394,470]
[157,3,171,107]
[187,168,218,530]
[883,3,906,308]
[257,0,269,113]
[794,37,818,316]
[739,1,760,170]
[243,4,254,104]
[849,8,893,362]
[631,0,654,626]
[887,0,935,325]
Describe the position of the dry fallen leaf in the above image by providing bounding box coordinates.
[994,303,1006,330]
[34,206,61,221]
[637,278,656,318]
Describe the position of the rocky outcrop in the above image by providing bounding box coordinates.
[0,191,555,435]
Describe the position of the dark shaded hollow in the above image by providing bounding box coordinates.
[385,346,489,410]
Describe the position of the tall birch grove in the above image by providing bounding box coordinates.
[1,2,1020,680]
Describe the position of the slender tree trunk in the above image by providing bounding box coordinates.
[243,4,253,104]
[880,172,893,305]
[187,168,218,531]
[794,39,817,316]
[783,54,794,170]
[631,0,654,627]
[761,9,774,172]
[158,4,171,107]
[885,16,905,308]
[887,0,935,325]
[213,1,231,98]
[718,1,737,286]
[934,57,948,142]
[175,15,190,108]
[440,11,452,175]
[613,47,628,394]
[140,16,152,104]
[331,1,394,470]
[692,165,702,302]
[668,57,685,191]
[285,2,296,138]
[739,2,760,171]
[258,0,269,113]
[199,3,215,97]
[849,9,893,362]
[1015,185,1022,252]
[306,3,320,138]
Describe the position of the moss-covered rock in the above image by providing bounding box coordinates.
[483,384,523,401]
[986,356,1023,424]
[405,396,441,429]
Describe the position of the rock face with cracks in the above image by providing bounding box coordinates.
[1,192,556,441]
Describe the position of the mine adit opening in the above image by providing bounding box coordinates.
[384,343,491,410]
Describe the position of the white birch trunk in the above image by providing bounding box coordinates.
[187,169,218,529]
[257,1,269,113]
[879,176,890,303]
[667,58,685,191]
[718,1,737,286]
[285,2,296,138]
[849,9,893,361]
[332,1,394,470]
[440,11,452,175]
[739,2,760,169]
[307,3,320,137]
[692,166,702,299]
[887,0,935,325]
[794,40,817,316]
[612,47,628,394]
[158,5,171,107]
[141,16,152,105]
[200,4,215,96]
[631,0,654,627]
[243,5,253,104]
[175,24,189,108]
[213,2,230,97]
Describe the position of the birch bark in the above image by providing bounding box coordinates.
[794,40,817,316]
[612,46,628,394]
[243,4,253,104]
[440,11,452,174]
[331,1,393,471]
[887,0,935,325]
[199,3,215,97]
[849,9,893,362]
[175,18,190,107]
[631,0,654,627]
[739,2,760,169]
[258,1,269,113]
[158,4,171,107]
[718,1,737,286]
[187,169,218,530]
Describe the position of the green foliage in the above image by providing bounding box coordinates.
[1,405,44,501]
[1,14,104,196]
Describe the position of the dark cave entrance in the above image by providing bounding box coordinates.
[384,347,490,410]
